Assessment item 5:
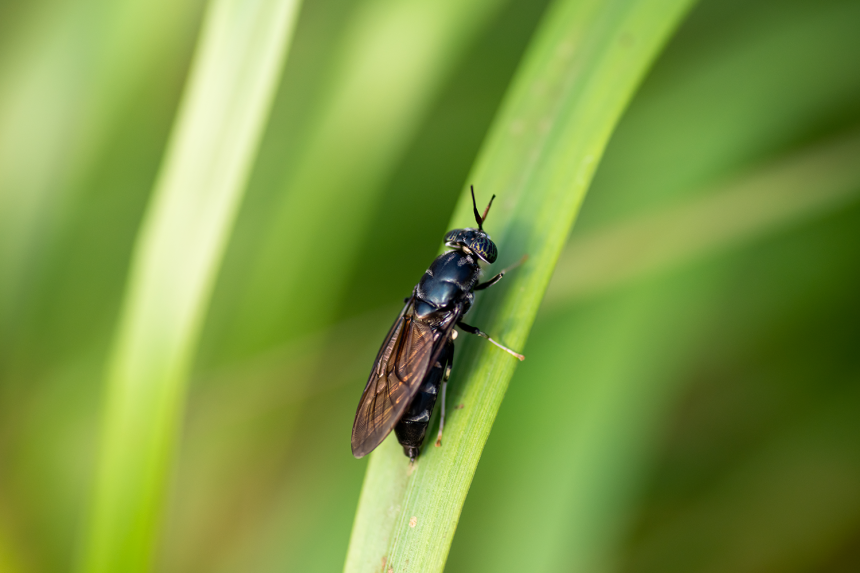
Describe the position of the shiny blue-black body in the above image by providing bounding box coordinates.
[413,250,480,324]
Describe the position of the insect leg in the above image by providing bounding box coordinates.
[473,274,503,291]
[434,371,448,447]
[474,254,528,291]
[435,342,454,447]
[457,321,524,361]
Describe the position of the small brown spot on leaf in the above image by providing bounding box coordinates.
[409,516,417,528]
[455,404,464,410]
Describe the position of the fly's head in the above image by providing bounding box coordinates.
[444,228,497,263]
[443,186,499,264]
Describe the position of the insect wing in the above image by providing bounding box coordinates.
[351,298,453,458]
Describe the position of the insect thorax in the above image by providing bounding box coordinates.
[418,250,478,302]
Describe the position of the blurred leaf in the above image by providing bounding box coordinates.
[546,131,860,305]
[344,0,696,571]
[624,385,860,573]
[0,0,204,361]
[79,0,302,571]
[203,0,518,364]
[578,0,860,230]
[0,1,205,569]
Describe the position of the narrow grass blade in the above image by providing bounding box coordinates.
[546,130,860,305]
[344,0,696,571]
[79,0,301,571]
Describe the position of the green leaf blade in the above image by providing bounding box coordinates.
[345,0,697,571]
[79,1,302,571]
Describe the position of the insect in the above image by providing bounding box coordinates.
[351,186,524,462]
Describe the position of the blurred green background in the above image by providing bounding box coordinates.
[1,0,859,570]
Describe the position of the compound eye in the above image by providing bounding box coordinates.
[469,237,497,263]
[444,229,464,246]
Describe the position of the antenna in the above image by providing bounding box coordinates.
[470,185,496,230]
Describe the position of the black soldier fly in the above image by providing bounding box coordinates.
[351,187,524,462]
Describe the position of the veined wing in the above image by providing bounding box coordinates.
[351,297,455,458]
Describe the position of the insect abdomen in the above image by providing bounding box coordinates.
[393,341,453,458]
